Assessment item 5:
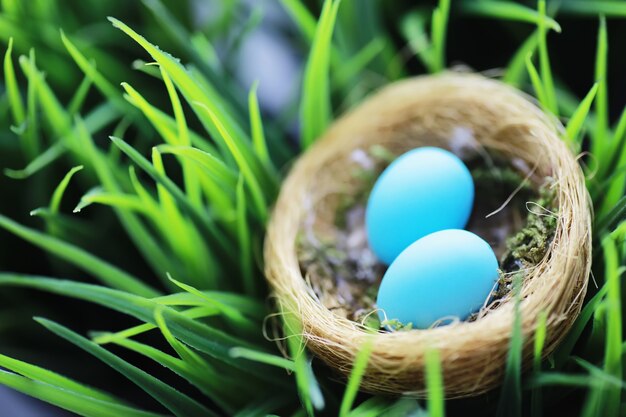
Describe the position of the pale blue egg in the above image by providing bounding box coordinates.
[377,229,499,329]
[366,147,474,265]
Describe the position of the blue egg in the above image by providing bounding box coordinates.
[366,147,474,265]
[376,230,499,329]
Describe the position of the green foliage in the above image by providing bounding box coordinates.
[0,1,624,416]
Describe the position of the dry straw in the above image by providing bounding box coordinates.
[264,72,592,397]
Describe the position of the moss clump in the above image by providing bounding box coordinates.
[502,183,557,267]
[495,183,558,299]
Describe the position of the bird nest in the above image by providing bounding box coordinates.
[264,73,591,397]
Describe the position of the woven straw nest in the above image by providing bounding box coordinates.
[264,72,592,397]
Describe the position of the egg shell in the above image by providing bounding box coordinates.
[366,147,474,265]
[376,229,499,329]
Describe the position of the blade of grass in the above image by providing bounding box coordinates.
[159,64,202,208]
[496,274,523,417]
[504,31,538,87]
[537,0,557,116]
[401,10,437,73]
[101,334,237,414]
[431,0,451,73]
[24,48,40,158]
[600,236,622,416]
[565,83,599,149]
[531,311,548,417]
[461,1,561,32]
[333,37,385,89]
[606,106,626,173]
[108,17,275,192]
[93,306,219,345]
[282,307,324,414]
[339,336,375,417]
[192,103,267,221]
[0,353,120,403]
[529,373,605,389]
[235,175,254,295]
[248,81,271,167]
[68,73,94,116]
[0,275,288,384]
[0,215,159,297]
[229,347,296,371]
[0,370,165,417]
[140,0,246,113]
[279,0,317,42]
[74,117,178,281]
[555,282,609,368]
[525,53,549,110]
[4,142,66,179]
[109,135,233,255]
[155,145,237,187]
[300,0,342,148]
[4,37,25,125]
[167,275,258,335]
[425,348,444,417]
[50,165,83,213]
[36,317,217,417]
[559,1,626,18]
[60,30,129,112]
[592,17,609,162]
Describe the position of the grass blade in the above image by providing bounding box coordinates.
[235,175,254,295]
[600,236,622,416]
[496,274,523,417]
[50,165,84,213]
[108,17,274,192]
[525,53,548,110]
[282,307,324,414]
[60,30,129,112]
[4,37,25,125]
[229,347,296,371]
[248,81,271,167]
[279,0,317,42]
[36,318,216,417]
[592,17,609,162]
[504,31,538,87]
[0,275,287,386]
[560,1,626,17]
[425,348,444,417]
[537,0,557,116]
[0,214,159,297]
[109,136,232,255]
[300,0,341,148]
[431,0,451,73]
[4,142,66,179]
[0,370,165,417]
[401,10,436,73]
[0,353,119,404]
[68,73,94,116]
[531,311,548,417]
[461,1,561,32]
[339,337,374,417]
[192,103,268,221]
[565,83,599,149]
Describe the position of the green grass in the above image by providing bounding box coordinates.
[0,0,625,416]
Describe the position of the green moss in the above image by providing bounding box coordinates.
[495,183,558,300]
[502,183,557,268]
[380,318,414,331]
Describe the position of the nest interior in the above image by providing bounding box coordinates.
[265,73,592,397]
[297,142,557,328]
